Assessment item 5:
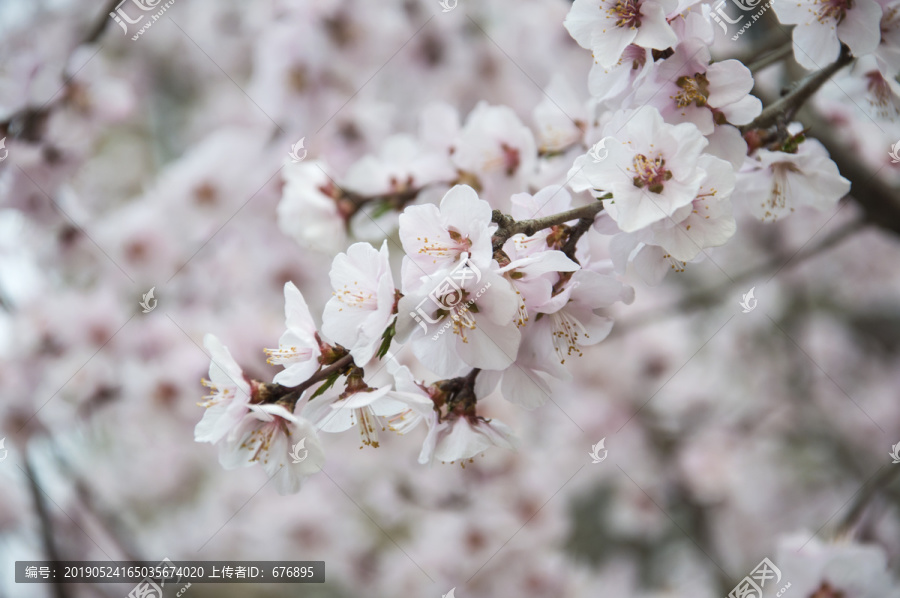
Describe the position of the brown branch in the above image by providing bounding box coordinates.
[492,202,604,251]
[259,353,356,409]
[742,45,853,132]
[560,217,594,261]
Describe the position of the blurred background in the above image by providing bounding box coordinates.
[2,0,900,596]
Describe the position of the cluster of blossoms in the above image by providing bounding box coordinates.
[2,0,900,595]
[198,0,900,493]
[198,183,634,494]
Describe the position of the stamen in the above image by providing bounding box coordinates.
[357,407,381,447]
[630,153,672,193]
[550,311,589,364]
[606,0,642,29]
[672,73,710,109]
[263,345,314,365]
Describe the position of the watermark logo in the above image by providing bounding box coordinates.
[0,137,8,163]
[140,287,157,313]
[889,140,900,164]
[728,558,789,598]
[409,255,489,339]
[890,442,900,464]
[290,438,308,464]
[110,0,177,40]
[588,139,608,163]
[289,137,307,163]
[710,0,773,40]
[126,558,191,598]
[439,0,458,12]
[589,438,608,463]
[442,589,456,598]
[739,287,757,313]
[0,438,7,462]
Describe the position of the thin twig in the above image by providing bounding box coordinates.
[283,353,355,404]
[742,46,853,131]
[746,42,794,74]
[84,0,122,44]
[560,217,594,261]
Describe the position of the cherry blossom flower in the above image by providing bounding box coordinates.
[834,55,900,121]
[219,403,325,495]
[498,238,581,327]
[606,154,737,283]
[373,367,513,465]
[510,184,574,221]
[398,184,495,290]
[774,0,883,70]
[476,324,571,410]
[264,282,322,387]
[532,268,634,366]
[384,361,439,436]
[301,383,407,448]
[420,415,517,466]
[451,102,537,203]
[321,241,396,366]
[734,131,851,222]
[195,334,253,444]
[874,0,900,75]
[342,134,456,197]
[532,75,587,154]
[396,260,521,378]
[630,39,761,167]
[568,107,709,232]
[277,160,347,254]
[587,44,652,105]
[564,0,678,69]
[419,102,461,155]
[775,533,900,597]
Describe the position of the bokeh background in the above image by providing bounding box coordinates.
[2,0,900,596]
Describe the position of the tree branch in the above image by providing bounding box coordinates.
[797,108,900,237]
[281,353,355,406]
[742,45,853,132]
[746,42,794,74]
[492,201,604,251]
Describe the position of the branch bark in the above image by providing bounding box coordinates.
[742,46,853,132]
[492,201,604,251]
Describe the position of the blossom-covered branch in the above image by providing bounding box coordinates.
[194,0,900,499]
[490,201,605,251]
